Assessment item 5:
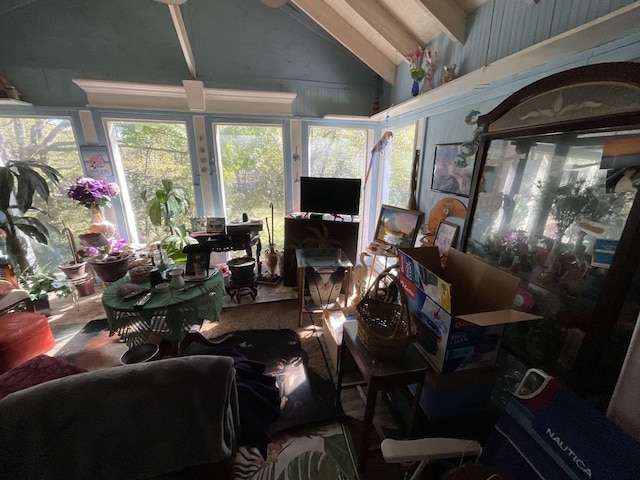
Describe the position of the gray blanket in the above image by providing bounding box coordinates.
[0,355,239,480]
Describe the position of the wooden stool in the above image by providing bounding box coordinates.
[0,311,55,374]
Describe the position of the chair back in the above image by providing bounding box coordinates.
[481,369,640,480]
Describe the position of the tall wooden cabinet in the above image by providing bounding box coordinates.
[460,62,640,407]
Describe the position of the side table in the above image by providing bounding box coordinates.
[336,321,428,474]
[296,248,353,326]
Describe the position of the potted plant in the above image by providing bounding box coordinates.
[0,160,62,274]
[20,269,71,313]
[66,177,120,238]
[79,236,132,283]
[141,179,197,262]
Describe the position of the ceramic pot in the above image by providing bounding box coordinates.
[88,206,116,238]
[168,268,185,289]
[59,261,87,280]
[89,256,130,283]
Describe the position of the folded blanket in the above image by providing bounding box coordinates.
[0,355,239,480]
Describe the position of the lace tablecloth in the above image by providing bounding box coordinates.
[102,270,224,347]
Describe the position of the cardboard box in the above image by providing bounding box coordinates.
[322,308,356,373]
[398,247,540,373]
[409,367,496,419]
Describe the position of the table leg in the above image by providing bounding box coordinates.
[297,267,304,326]
[335,332,346,407]
[406,377,425,439]
[358,382,378,473]
[343,266,352,308]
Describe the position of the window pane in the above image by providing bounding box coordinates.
[465,134,636,377]
[107,121,195,245]
[385,123,416,208]
[308,126,366,178]
[0,117,82,273]
[216,125,285,249]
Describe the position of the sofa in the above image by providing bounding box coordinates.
[0,354,240,480]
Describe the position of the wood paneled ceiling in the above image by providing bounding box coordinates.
[275,0,487,84]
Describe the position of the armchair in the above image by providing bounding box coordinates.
[0,355,240,479]
[382,369,640,480]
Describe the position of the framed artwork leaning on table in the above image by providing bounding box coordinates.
[373,205,424,250]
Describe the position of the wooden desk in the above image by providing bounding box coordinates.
[336,321,428,474]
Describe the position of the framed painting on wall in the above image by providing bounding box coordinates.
[431,143,474,197]
[80,146,114,179]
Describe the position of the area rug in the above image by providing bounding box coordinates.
[186,328,343,436]
[234,421,360,480]
[54,318,128,371]
[54,307,343,435]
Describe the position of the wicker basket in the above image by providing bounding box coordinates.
[355,266,417,359]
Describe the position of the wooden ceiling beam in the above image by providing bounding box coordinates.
[343,0,422,63]
[291,0,397,84]
[419,0,466,45]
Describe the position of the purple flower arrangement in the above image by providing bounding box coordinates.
[67,177,120,209]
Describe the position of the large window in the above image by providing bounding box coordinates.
[0,116,83,272]
[308,126,366,179]
[106,121,195,245]
[381,123,416,208]
[215,124,285,249]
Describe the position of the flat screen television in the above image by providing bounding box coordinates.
[300,176,361,216]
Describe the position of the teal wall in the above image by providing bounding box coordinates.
[2,0,640,244]
[0,0,384,117]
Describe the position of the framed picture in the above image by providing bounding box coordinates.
[80,146,114,179]
[431,143,475,197]
[434,220,459,257]
[373,205,424,249]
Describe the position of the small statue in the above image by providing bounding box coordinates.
[443,64,457,83]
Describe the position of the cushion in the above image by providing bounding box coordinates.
[0,288,29,313]
[0,354,86,399]
[0,280,13,297]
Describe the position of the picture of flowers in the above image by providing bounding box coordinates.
[80,146,113,179]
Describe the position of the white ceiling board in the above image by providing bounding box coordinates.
[419,0,467,45]
[290,0,397,84]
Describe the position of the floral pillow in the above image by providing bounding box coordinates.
[0,280,14,298]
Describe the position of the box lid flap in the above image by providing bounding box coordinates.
[457,309,542,326]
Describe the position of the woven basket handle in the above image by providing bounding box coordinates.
[362,265,410,340]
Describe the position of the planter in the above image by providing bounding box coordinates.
[75,275,95,297]
[59,261,87,280]
[227,257,256,285]
[89,256,131,283]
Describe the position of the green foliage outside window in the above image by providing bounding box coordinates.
[217,125,285,249]
[109,121,196,245]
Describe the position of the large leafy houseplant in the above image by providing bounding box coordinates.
[141,179,197,261]
[0,160,62,273]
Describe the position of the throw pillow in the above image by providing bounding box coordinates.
[0,354,87,400]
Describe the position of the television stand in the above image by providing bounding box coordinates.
[283,215,359,287]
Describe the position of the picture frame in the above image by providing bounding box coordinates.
[80,146,114,179]
[373,205,424,249]
[434,220,459,257]
[431,143,475,197]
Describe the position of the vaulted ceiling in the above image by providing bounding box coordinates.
[264,0,487,84]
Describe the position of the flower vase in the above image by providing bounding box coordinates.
[88,206,116,238]
[411,79,421,97]
[265,249,279,276]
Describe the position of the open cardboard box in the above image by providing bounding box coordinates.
[397,247,541,373]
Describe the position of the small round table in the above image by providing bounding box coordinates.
[102,269,224,348]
